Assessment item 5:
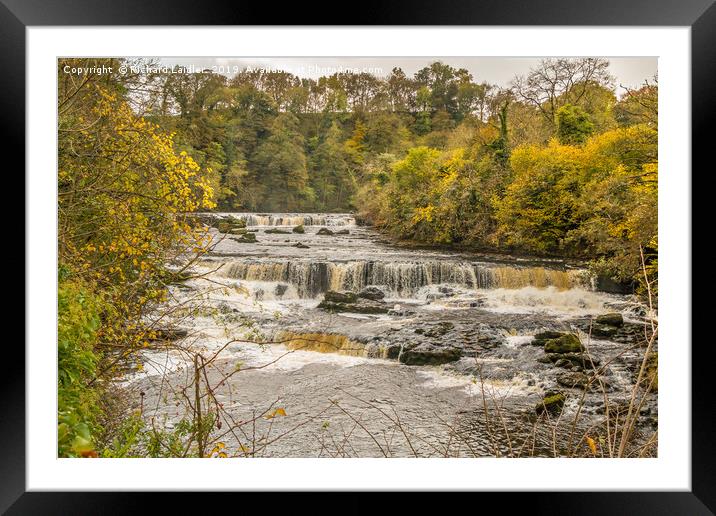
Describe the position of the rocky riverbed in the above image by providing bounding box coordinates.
[124,213,657,457]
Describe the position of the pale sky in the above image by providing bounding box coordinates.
[156,56,657,94]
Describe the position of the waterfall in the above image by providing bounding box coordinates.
[223,261,329,298]
[274,331,367,356]
[222,213,356,227]
[222,260,588,298]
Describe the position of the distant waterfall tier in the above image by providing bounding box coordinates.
[221,260,589,298]
[219,213,356,227]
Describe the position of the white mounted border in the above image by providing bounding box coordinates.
[26,26,690,491]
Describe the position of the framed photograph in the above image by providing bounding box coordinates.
[8,0,711,511]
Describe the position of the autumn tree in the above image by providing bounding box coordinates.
[512,58,613,128]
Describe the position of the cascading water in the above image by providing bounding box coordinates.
[221,259,587,298]
[215,212,356,227]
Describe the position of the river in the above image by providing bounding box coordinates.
[125,213,657,457]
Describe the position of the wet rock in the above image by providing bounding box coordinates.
[224,215,246,227]
[544,333,584,353]
[542,352,599,370]
[358,286,385,301]
[574,318,653,345]
[427,286,457,301]
[590,323,617,338]
[594,274,634,294]
[265,228,290,234]
[473,329,505,350]
[596,313,624,327]
[536,391,565,415]
[399,344,462,366]
[293,242,310,249]
[231,232,257,243]
[318,291,389,314]
[292,225,305,234]
[230,227,248,235]
[216,216,247,233]
[324,291,358,303]
[557,371,591,390]
[531,330,566,346]
[335,229,350,235]
[383,343,402,360]
[387,308,415,316]
[274,284,289,297]
[317,228,334,236]
[319,299,390,314]
[423,321,455,338]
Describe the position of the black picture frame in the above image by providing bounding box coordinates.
[6,0,711,512]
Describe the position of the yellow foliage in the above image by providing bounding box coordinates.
[58,82,216,365]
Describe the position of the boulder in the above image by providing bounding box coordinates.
[318,299,389,314]
[216,217,247,233]
[542,352,599,370]
[232,232,257,243]
[274,284,289,297]
[317,228,334,236]
[292,225,305,234]
[557,371,591,390]
[399,344,462,366]
[358,286,385,301]
[335,229,350,235]
[224,216,246,228]
[590,323,617,338]
[544,334,584,353]
[323,291,358,303]
[383,343,402,359]
[217,222,232,233]
[318,290,389,314]
[536,391,565,416]
[531,330,566,346]
[595,312,624,327]
[387,308,415,316]
[293,242,310,249]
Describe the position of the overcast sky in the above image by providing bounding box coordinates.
[156,56,657,94]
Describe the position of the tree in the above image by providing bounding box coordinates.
[614,78,658,128]
[386,67,416,112]
[310,121,352,210]
[556,104,595,145]
[253,113,309,211]
[415,62,460,116]
[512,58,613,128]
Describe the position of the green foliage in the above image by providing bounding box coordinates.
[58,275,102,457]
[252,113,310,211]
[556,104,595,144]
